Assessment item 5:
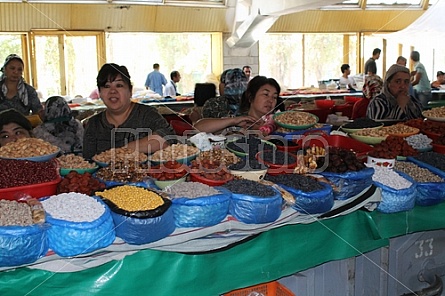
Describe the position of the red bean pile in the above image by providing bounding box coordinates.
[0,159,59,188]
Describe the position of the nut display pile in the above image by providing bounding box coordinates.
[0,138,59,158]
[0,159,59,188]
[92,147,148,164]
[319,147,365,173]
[58,171,106,195]
[57,154,96,169]
[274,111,317,127]
[150,144,199,162]
[369,136,418,159]
[95,162,150,183]
[196,149,240,165]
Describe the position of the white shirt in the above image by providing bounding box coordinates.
[339,76,356,88]
[163,80,177,97]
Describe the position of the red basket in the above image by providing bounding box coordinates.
[345,96,363,104]
[0,175,62,201]
[224,281,294,296]
[315,99,335,109]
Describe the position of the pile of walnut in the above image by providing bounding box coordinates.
[369,136,418,159]
[294,145,326,174]
[92,147,148,164]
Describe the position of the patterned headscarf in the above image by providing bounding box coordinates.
[0,54,29,107]
[381,64,410,107]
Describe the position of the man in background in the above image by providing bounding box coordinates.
[163,71,181,97]
[364,48,381,76]
[410,50,431,109]
[396,56,414,97]
[242,65,252,81]
[339,64,356,90]
[145,63,167,96]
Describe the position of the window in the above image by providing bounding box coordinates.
[0,34,28,82]
[32,32,100,99]
[106,32,213,95]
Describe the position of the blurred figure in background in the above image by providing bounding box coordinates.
[0,54,42,115]
[364,48,381,76]
[431,71,445,89]
[33,96,84,153]
[203,68,248,118]
[339,64,356,90]
[163,70,181,97]
[242,65,253,81]
[144,63,167,96]
[410,51,431,109]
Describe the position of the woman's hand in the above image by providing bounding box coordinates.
[396,92,410,111]
[232,115,259,129]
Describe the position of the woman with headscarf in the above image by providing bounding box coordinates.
[367,64,423,121]
[33,96,84,153]
[0,54,42,115]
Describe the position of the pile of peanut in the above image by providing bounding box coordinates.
[423,106,445,119]
[92,147,148,164]
[382,124,419,136]
[354,128,389,137]
[0,138,59,158]
[150,144,200,162]
[274,111,318,127]
[57,154,97,169]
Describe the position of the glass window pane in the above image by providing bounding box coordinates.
[34,35,61,98]
[366,0,421,5]
[65,35,98,98]
[0,35,23,67]
[348,34,358,75]
[304,34,344,87]
[258,33,303,90]
[106,32,212,95]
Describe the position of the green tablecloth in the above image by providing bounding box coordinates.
[2,203,445,296]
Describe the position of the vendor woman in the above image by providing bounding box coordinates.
[0,108,33,146]
[83,63,176,160]
[367,64,423,121]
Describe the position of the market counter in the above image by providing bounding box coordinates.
[3,201,445,296]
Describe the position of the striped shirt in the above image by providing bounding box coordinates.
[366,92,423,121]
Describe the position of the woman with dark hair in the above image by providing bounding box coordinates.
[0,108,33,147]
[367,64,422,121]
[33,96,84,153]
[82,63,175,159]
[194,76,281,134]
[0,54,42,115]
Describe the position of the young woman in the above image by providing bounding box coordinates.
[194,76,281,135]
[82,63,175,159]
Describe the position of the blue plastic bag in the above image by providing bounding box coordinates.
[319,167,374,200]
[110,205,176,245]
[0,224,49,267]
[45,197,115,257]
[280,182,334,214]
[171,187,231,228]
[405,157,445,206]
[374,171,417,213]
[229,188,282,224]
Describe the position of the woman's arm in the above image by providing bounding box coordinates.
[193,116,257,134]
[82,118,99,160]
[26,85,43,114]
[127,134,168,154]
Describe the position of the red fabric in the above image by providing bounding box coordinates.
[351,98,370,119]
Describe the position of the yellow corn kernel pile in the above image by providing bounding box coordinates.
[96,186,164,212]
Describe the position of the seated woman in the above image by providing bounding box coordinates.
[0,54,42,115]
[194,76,281,135]
[367,64,423,121]
[0,108,33,147]
[83,63,175,160]
[33,96,84,153]
[351,74,383,119]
